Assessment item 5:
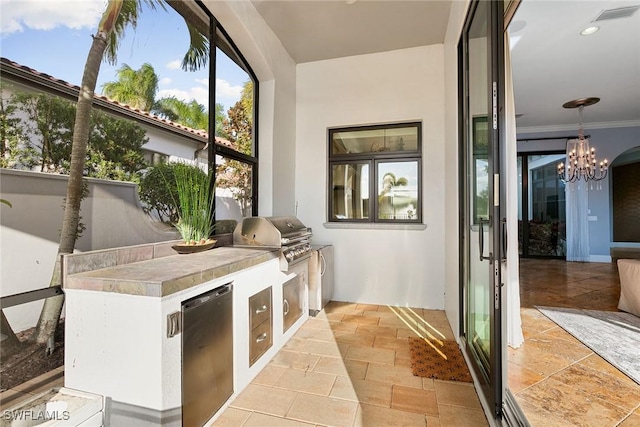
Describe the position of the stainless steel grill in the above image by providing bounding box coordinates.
[233,216,312,271]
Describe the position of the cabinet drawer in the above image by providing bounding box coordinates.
[249,318,272,366]
[249,287,272,329]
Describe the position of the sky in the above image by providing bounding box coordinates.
[0,0,249,113]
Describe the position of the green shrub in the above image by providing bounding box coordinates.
[139,162,182,223]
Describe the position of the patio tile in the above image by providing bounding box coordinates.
[312,356,368,380]
[252,365,286,387]
[286,393,357,427]
[211,407,251,426]
[619,412,640,426]
[433,381,482,409]
[391,385,439,416]
[353,403,427,427]
[436,404,489,427]
[230,384,297,417]
[346,345,395,365]
[273,369,337,396]
[302,339,349,358]
[244,412,315,427]
[355,324,398,338]
[270,350,320,371]
[329,376,393,407]
[365,363,422,389]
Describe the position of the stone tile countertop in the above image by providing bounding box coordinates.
[64,247,278,298]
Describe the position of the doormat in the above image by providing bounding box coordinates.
[407,337,473,382]
[537,306,640,385]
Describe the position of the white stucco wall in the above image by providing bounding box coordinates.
[0,169,178,332]
[294,46,447,309]
[443,0,471,336]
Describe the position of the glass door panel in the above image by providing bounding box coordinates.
[466,0,492,378]
[460,0,504,419]
[527,154,566,256]
[517,154,566,258]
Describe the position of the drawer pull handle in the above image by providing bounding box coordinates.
[256,333,268,343]
[255,305,268,314]
[283,299,290,315]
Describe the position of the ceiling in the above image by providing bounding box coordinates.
[249,0,640,132]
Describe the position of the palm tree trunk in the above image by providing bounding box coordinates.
[1,310,22,359]
[32,1,123,349]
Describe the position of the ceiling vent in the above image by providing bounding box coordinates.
[593,5,640,21]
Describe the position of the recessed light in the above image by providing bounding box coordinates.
[580,26,600,36]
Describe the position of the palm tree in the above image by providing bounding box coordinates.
[32,0,209,352]
[380,172,408,197]
[153,97,209,131]
[379,172,408,219]
[102,62,159,110]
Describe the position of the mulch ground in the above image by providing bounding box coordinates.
[0,323,64,391]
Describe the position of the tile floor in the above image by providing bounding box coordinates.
[512,258,640,427]
[5,259,638,426]
[213,302,489,427]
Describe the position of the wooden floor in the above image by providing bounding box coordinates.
[511,258,640,426]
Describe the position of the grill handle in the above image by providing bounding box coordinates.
[281,234,312,244]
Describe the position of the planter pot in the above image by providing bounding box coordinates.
[171,240,216,254]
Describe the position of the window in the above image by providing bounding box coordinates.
[328,122,422,223]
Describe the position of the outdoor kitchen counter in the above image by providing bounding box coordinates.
[63,242,307,425]
[63,246,279,297]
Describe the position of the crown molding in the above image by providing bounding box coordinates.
[516,120,640,134]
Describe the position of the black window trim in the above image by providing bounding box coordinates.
[194,1,260,217]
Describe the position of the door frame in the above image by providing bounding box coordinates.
[518,150,567,259]
[458,0,506,421]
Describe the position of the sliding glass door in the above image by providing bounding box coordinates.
[518,153,566,258]
[459,0,505,419]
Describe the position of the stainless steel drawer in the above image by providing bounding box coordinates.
[283,274,304,333]
[249,287,272,329]
[249,286,272,366]
[249,318,272,366]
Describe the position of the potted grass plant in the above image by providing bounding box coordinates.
[169,163,217,254]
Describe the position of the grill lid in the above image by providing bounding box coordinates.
[233,216,311,248]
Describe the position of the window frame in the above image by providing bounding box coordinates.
[193,1,260,218]
[327,121,422,224]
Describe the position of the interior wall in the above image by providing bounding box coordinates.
[295,45,446,309]
[517,125,640,259]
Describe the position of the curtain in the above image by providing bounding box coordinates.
[565,164,590,261]
[504,33,524,348]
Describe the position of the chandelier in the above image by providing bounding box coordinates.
[557,97,608,184]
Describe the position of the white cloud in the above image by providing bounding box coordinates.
[166,60,181,70]
[158,86,209,108]
[0,0,105,35]
[216,78,242,100]
[156,78,243,111]
[159,77,172,85]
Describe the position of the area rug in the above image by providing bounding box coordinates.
[536,306,640,385]
[407,338,473,382]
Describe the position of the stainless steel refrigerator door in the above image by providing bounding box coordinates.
[319,245,334,309]
[182,284,233,427]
